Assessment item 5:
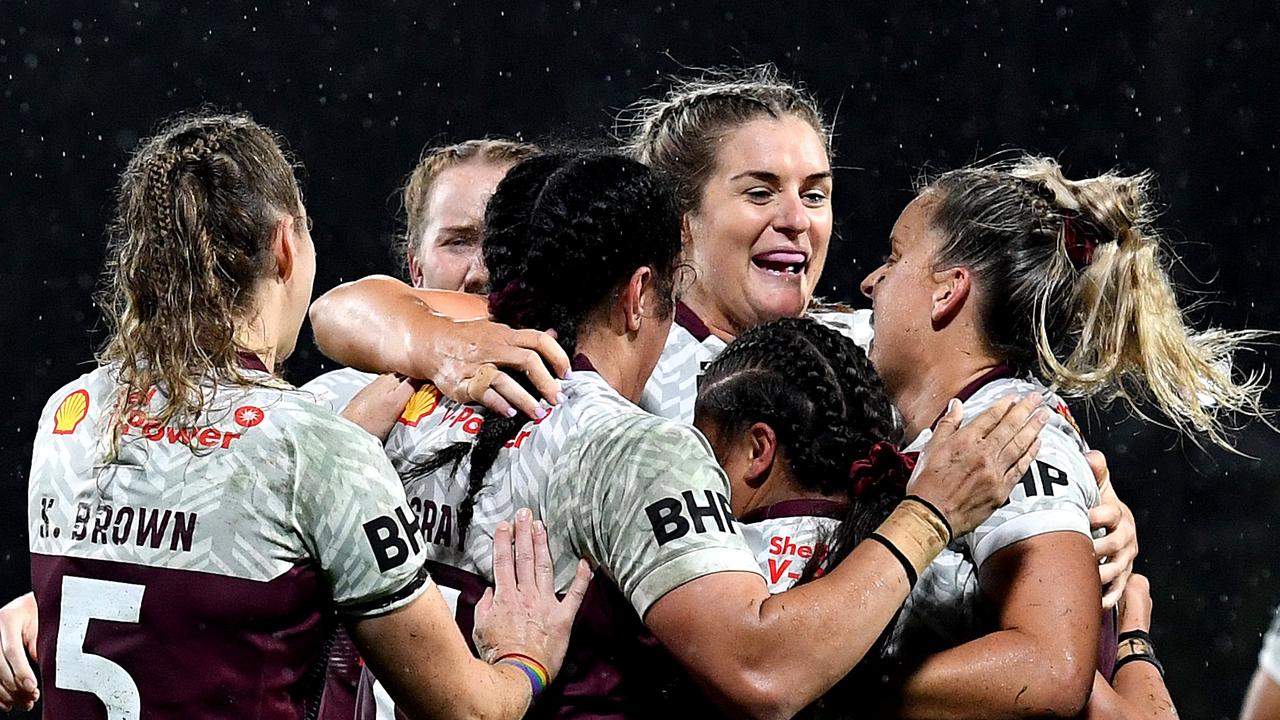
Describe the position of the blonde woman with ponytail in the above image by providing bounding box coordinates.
[859,155,1264,718]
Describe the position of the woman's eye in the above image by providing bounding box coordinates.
[802,191,828,205]
[745,188,773,203]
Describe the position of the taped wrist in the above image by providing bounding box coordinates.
[870,498,952,586]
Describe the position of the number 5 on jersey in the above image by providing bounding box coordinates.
[57,576,145,720]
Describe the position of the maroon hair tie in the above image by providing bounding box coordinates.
[1061,212,1098,269]
[849,441,917,498]
[487,279,540,328]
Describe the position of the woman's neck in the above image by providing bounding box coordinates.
[894,352,1005,440]
[682,289,739,343]
[575,332,650,403]
[233,300,280,372]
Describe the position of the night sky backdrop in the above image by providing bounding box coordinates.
[3,2,1279,717]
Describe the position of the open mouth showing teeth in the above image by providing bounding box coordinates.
[751,251,809,276]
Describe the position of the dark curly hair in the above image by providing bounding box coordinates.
[415,151,683,542]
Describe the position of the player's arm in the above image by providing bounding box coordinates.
[0,592,39,712]
[1084,575,1177,720]
[885,531,1100,719]
[348,513,591,720]
[641,395,1048,720]
[308,274,568,419]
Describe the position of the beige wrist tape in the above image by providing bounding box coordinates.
[872,499,952,583]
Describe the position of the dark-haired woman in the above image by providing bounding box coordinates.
[857,156,1251,717]
[353,150,1048,720]
[14,112,587,720]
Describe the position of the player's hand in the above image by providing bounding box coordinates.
[419,318,569,421]
[1087,450,1138,610]
[340,374,418,442]
[1116,573,1153,634]
[0,592,39,713]
[906,393,1049,536]
[473,508,592,681]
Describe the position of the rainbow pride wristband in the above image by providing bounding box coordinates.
[497,653,549,700]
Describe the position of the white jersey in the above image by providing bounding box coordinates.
[740,500,845,593]
[1260,605,1280,684]
[640,303,874,423]
[28,362,430,720]
[360,358,761,719]
[301,367,379,413]
[884,369,1099,659]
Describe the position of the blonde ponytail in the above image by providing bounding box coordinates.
[926,155,1270,450]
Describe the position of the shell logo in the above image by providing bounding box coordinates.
[398,384,440,427]
[52,389,90,435]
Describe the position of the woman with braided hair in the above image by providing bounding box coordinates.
[350,149,1050,720]
[12,111,591,720]
[853,156,1244,717]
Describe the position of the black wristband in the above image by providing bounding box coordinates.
[903,495,953,540]
[1118,629,1153,644]
[1112,652,1164,681]
[869,532,918,587]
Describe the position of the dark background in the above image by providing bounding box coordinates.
[3,1,1278,717]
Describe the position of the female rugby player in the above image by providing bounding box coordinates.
[13,113,588,719]
[351,150,1047,720]
[857,155,1262,716]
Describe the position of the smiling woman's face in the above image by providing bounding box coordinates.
[681,115,833,337]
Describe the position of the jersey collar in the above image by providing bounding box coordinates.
[738,498,848,524]
[674,302,712,342]
[928,363,1015,431]
[236,352,271,373]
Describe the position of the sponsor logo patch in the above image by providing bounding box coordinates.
[398,384,441,427]
[52,389,90,435]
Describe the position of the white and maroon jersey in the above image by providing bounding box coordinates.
[883,367,1099,660]
[360,357,762,719]
[28,362,431,720]
[639,303,728,422]
[1259,605,1280,684]
[740,500,845,593]
[301,367,379,414]
[639,303,873,424]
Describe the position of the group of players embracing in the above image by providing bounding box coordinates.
[4,65,1267,720]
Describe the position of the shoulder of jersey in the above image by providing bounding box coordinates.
[297,367,379,412]
[963,376,1087,450]
[808,308,874,352]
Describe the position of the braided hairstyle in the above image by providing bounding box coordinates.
[696,317,896,496]
[618,64,831,214]
[416,152,683,543]
[922,155,1269,448]
[98,111,302,455]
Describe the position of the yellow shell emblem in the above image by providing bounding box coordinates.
[398,384,440,427]
[53,389,90,435]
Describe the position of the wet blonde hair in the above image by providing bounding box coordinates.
[924,155,1269,448]
[99,111,301,453]
[396,138,540,273]
[618,64,831,213]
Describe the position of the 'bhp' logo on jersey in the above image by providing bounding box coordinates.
[52,389,90,435]
[645,490,738,546]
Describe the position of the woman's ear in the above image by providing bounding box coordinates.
[271,214,297,282]
[622,266,654,332]
[744,421,779,489]
[930,265,972,327]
